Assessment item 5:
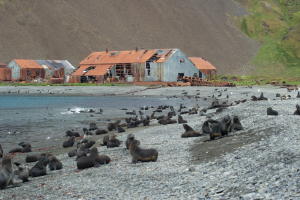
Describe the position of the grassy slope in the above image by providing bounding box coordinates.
[236,0,300,78]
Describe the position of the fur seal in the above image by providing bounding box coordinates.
[62,136,75,148]
[29,156,49,177]
[294,104,300,115]
[25,154,42,163]
[107,135,121,148]
[181,124,201,138]
[89,122,98,131]
[129,140,158,163]
[95,129,108,135]
[76,147,99,170]
[178,115,187,124]
[48,155,63,171]
[14,162,29,182]
[125,134,141,149]
[102,135,110,146]
[267,107,278,116]
[0,155,15,189]
[117,126,125,133]
[107,120,121,131]
[297,92,300,98]
[65,130,80,137]
[18,142,32,153]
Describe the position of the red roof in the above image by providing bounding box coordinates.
[80,49,175,65]
[72,64,113,76]
[14,59,43,69]
[189,57,217,71]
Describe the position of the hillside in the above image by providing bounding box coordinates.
[0,0,258,74]
[237,0,300,77]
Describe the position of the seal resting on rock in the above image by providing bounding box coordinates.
[0,155,15,189]
[107,120,121,131]
[25,154,42,163]
[14,162,29,182]
[95,129,108,135]
[267,107,278,116]
[181,124,201,138]
[65,130,80,137]
[29,156,49,177]
[62,136,75,148]
[129,140,158,163]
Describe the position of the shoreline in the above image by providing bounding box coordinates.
[1,85,300,199]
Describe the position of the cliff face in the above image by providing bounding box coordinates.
[0,0,258,74]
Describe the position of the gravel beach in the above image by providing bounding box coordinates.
[1,85,300,199]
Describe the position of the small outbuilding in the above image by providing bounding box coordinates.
[189,57,217,80]
[0,63,11,81]
[70,48,200,83]
[7,59,75,82]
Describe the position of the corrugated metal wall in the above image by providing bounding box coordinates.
[0,68,11,81]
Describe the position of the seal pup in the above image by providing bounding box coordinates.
[129,140,158,163]
[62,136,75,148]
[107,120,121,131]
[76,147,99,170]
[95,129,108,135]
[231,116,244,131]
[117,126,125,133]
[178,115,187,124]
[14,162,29,182]
[294,104,300,115]
[107,135,121,148]
[181,124,201,138]
[267,107,278,116]
[18,142,32,153]
[102,135,110,146]
[29,156,49,177]
[65,130,80,137]
[0,155,15,189]
[25,154,42,163]
[297,91,300,98]
[48,155,63,171]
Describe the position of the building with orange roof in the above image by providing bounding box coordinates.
[189,57,217,80]
[70,48,200,83]
[7,59,75,82]
[0,62,11,81]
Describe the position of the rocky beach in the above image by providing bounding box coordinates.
[0,85,300,199]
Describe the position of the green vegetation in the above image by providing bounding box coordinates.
[217,75,300,86]
[236,0,300,77]
[0,82,130,86]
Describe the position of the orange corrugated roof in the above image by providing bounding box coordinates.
[80,49,174,65]
[189,57,217,71]
[14,59,43,69]
[72,64,113,76]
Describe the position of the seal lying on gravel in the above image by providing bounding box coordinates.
[29,156,49,177]
[89,122,98,131]
[48,155,63,171]
[107,120,121,131]
[95,129,108,135]
[65,130,80,137]
[107,135,121,148]
[25,154,42,163]
[178,115,187,124]
[294,104,300,115]
[129,140,158,163]
[14,162,29,182]
[62,136,75,148]
[181,124,201,138]
[0,155,15,189]
[9,142,32,153]
[267,107,278,116]
[77,147,110,169]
